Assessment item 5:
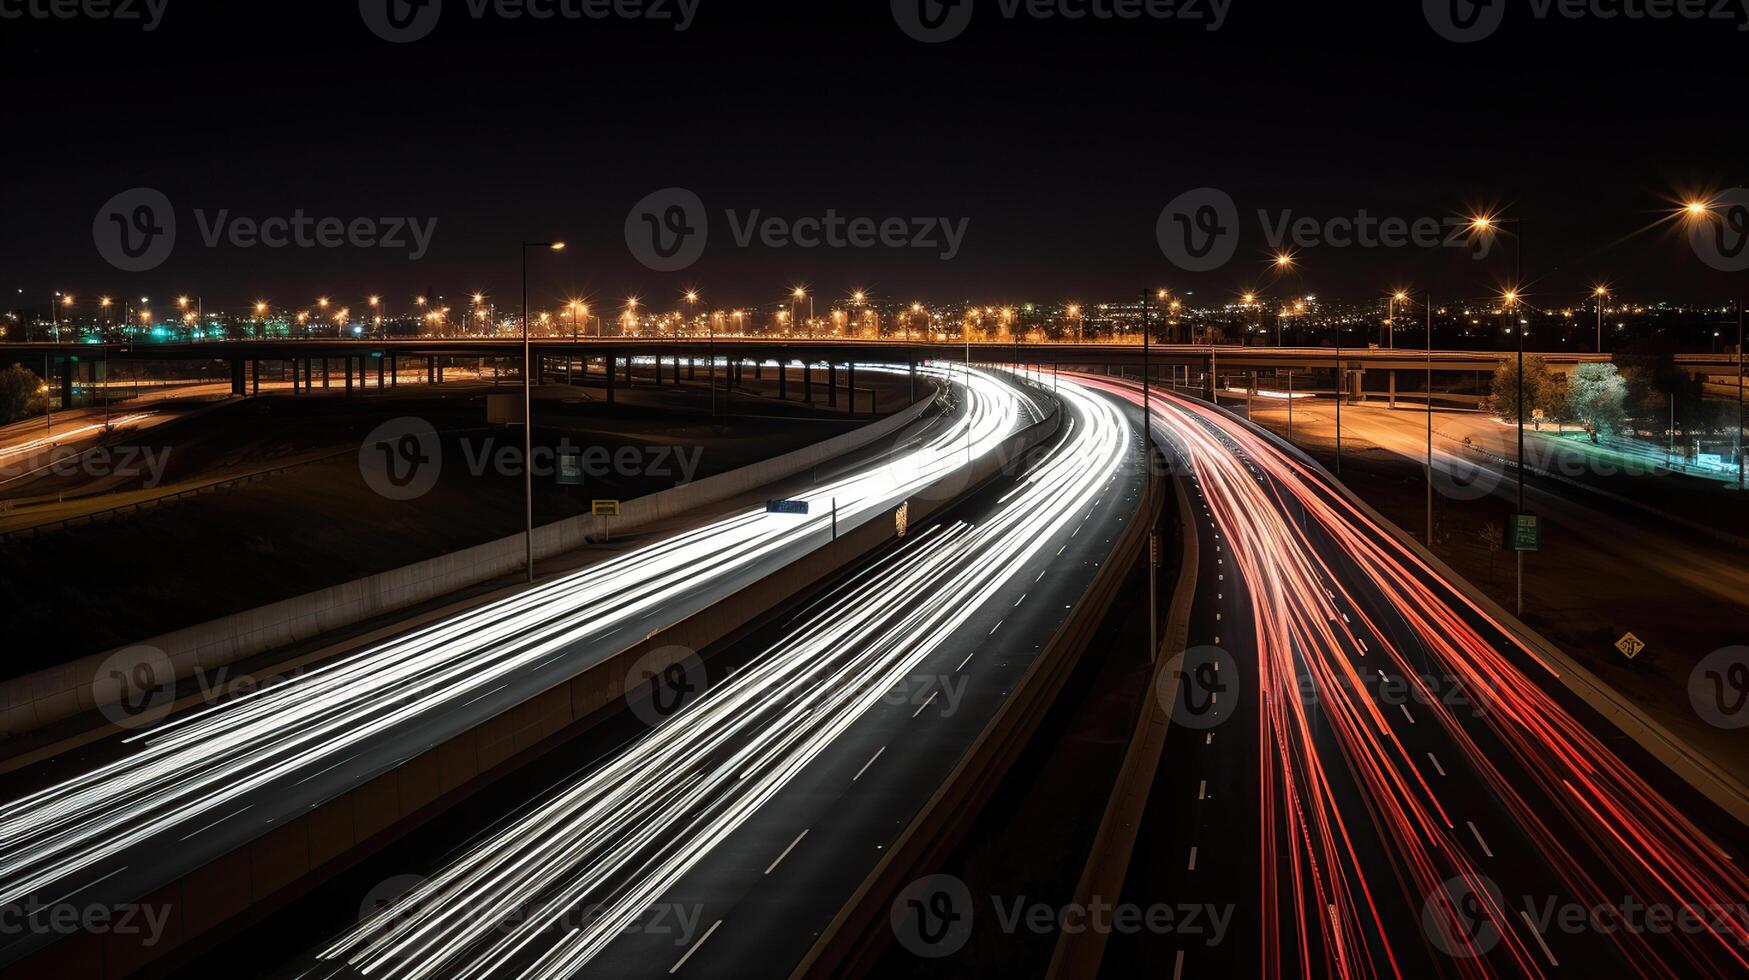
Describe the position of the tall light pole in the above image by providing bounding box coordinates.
[1506,288,1526,616]
[1388,290,1407,349]
[521,240,566,584]
[1737,297,1744,493]
[1426,291,1434,546]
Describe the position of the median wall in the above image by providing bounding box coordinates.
[1,392,939,738]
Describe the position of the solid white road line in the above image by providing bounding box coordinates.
[1427,753,1446,777]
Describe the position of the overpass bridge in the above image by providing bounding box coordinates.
[3,338,1737,407]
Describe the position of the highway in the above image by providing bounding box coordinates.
[1085,380,1749,979]
[0,365,1030,970]
[248,374,1141,979]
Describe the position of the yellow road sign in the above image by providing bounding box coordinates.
[592,500,621,517]
[1615,632,1645,660]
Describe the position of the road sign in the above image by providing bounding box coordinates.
[1615,632,1645,660]
[1509,513,1540,552]
[766,499,809,515]
[591,499,620,517]
[557,452,583,486]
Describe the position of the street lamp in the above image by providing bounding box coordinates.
[520,240,566,584]
[1592,285,1609,353]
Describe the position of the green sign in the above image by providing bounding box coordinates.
[1509,514,1541,552]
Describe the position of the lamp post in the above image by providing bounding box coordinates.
[1387,290,1407,349]
[521,240,566,584]
[1593,285,1609,353]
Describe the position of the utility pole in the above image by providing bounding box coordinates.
[1335,344,1342,475]
[1141,289,1158,665]
[1738,298,1744,492]
[1426,293,1434,546]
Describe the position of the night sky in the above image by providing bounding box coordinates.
[4,0,1746,313]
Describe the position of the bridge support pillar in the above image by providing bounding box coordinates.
[778,361,788,400]
[251,358,260,396]
[908,356,916,403]
[803,362,813,402]
[827,363,838,408]
[606,356,616,404]
[1389,369,1397,409]
[59,357,73,409]
[846,363,856,412]
[688,357,696,381]
[344,357,354,395]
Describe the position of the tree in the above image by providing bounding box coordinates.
[1489,354,1558,425]
[0,363,44,424]
[1566,362,1627,443]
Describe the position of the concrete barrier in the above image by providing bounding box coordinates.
[1,393,939,738]
[1046,462,1199,980]
[10,392,1061,980]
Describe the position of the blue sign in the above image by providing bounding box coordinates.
[766,499,809,515]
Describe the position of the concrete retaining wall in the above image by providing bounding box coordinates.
[1,393,938,738]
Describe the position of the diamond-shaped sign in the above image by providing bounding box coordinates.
[1615,632,1645,660]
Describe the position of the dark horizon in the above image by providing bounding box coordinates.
[4,1,1746,313]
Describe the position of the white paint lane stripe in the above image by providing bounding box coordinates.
[1427,753,1446,777]
[1468,821,1494,858]
[764,829,809,875]
[670,919,723,973]
[1519,909,1560,966]
[853,747,886,782]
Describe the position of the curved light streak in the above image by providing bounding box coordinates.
[0,367,1026,915]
